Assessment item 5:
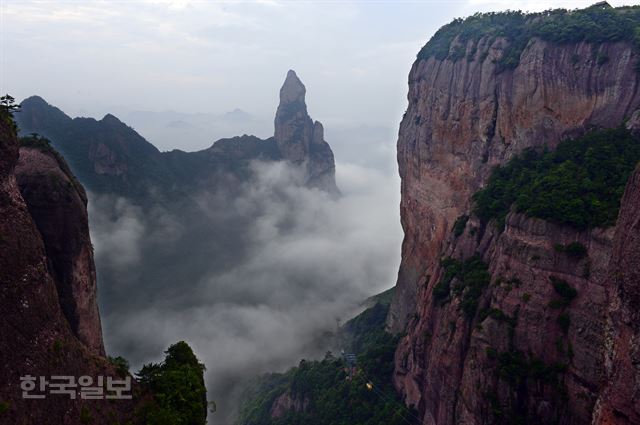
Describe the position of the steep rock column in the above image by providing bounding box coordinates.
[274,70,339,194]
[16,145,105,355]
[274,69,314,163]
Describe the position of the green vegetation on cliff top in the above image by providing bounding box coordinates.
[418,4,640,69]
[472,127,640,230]
[19,134,88,200]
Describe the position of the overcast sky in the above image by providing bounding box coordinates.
[2,0,634,153]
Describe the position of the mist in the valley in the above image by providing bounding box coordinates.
[88,126,401,423]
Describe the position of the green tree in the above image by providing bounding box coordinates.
[0,94,21,133]
[137,341,208,425]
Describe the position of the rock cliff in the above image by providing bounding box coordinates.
[388,33,640,334]
[593,165,640,424]
[16,140,104,355]
[0,115,138,424]
[389,6,640,424]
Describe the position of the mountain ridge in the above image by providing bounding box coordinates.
[15,70,339,201]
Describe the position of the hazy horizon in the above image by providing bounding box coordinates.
[3,0,633,154]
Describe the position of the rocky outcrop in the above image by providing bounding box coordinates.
[627,110,640,134]
[0,116,139,424]
[274,70,339,193]
[16,143,104,355]
[395,209,615,424]
[269,391,310,419]
[275,70,312,163]
[592,165,640,424]
[389,8,640,425]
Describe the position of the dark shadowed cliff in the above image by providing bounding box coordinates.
[0,109,140,424]
[592,163,640,424]
[16,137,105,355]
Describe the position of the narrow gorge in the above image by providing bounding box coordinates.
[4,3,640,425]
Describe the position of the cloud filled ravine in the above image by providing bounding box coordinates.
[89,158,401,423]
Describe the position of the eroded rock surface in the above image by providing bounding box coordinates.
[0,119,138,424]
[389,23,640,425]
[16,146,105,355]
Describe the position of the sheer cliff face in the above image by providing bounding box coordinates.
[389,34,640,424]
[0,119,138,423]
[389,38,640,332]
[16,146,104,355]
[594,165,640,424]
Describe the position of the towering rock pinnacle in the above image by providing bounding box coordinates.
[278,69,307,105]
[274,70,339,194]
[274,70,312,164]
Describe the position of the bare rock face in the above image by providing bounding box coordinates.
[275,70,313,163]
[626,109,640,134]
[0,118,138,424]
[592,166,640,424]
[389,21,640,425]
[274,70,339,193]
[16,145,105,355]
[395,211,615,424]
[269,390,309,419]
[389,38,640,333]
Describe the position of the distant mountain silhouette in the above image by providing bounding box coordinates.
[15,70,339,201]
